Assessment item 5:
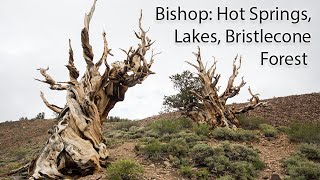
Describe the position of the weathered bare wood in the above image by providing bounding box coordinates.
[28,1,156,179]
[40,91,62,113]
[185,47,264,129]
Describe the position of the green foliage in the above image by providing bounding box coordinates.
[284,155,320,180]
[167,138,189,157]
[193,123,211,137]
[191,142,263,179]
[298,144,320,161]
[144,129,160,138]
[286,121,320,144]
[106,159,143,180]
[210,127,258,141]
[137,140,167,161]
[178,118,194,129]
[169,156,191,167]
[107,116,130,122]
[284,143,320,179]
[180,165,194,178]
[216,175,234,180]
[195,168,210,180]
[277,126,290,133]
[191,143,214,165]
[237,114,266,130]
[163,70,201,112]
[159,131,203,147]
[259,124,278,137]
[112,121,139,131]
[177,132,204,147]
[105,138,122,149]
[150,119,185,135]
[221,142,264,169]
[34,112,45,119]
[204,155,231,175]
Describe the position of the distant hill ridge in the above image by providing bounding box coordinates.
[141,93,320,126]
[1,93,319,127]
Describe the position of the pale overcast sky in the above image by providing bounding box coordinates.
[0,0,319,122]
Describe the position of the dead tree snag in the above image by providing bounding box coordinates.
[29,1,157,179]
[185,47,265,129]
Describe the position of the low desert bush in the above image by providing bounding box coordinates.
[193,123,211,137]
[298,143,320,161]
[160,132,203,147]
[106,116,130,122]
[277,126,290,133]
[112,121,139,131]
[284,143,320,179]
[195,168,210,180]
[180,165,194,178]
[191,143,214,165]
[178,118,194,129]
[105,138,122,149]
[106,159,143,180]
[259,124,278,137]
[167,138,189,157]
[286,121,320,144]
[216,175,233,180]
[136,140,167,161]
[191,142,263,179]
[210,127,258,141]
[284,155,320,179]
[237,114,266,130]
[150,119,182,135]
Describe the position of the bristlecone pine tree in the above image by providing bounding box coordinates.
[28,1,157,179]
[185,47,265,129]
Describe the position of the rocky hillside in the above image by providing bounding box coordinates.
[142,93,320,126]
[0,92,319,179]
[238,93,320,126]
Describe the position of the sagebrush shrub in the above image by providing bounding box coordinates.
[151,119,182,135]
[284,155,320,180]
[180,165,194,178]
[284,143,320,179]
[112,121,139,131]
[237,115,266,130]
[210,127,258,141]
[138,140,167,161]
[286,121,320,144]
[259,124,278,137]
[191,143,214,165]
[298,143,320,161]
[191,142,264,179]
[193,123,211,137]
[167,138,189,157]
[106,159,143,180]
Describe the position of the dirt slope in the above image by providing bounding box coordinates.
[240,93,320,126]
[0,92,319,178]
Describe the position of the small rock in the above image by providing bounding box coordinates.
[164,161,171,168]
[150,163,155,168]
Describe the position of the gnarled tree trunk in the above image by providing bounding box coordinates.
[29,1,158,179]
[185,47,265,129]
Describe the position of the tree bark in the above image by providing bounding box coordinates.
[185,47,265,129]
[29,1,157,179]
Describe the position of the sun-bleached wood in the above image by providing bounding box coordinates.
[185,47,265,129]
[28,0,157,179]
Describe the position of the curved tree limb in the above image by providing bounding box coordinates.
[40,91,63,113]
[65,39,79,84]
[35,67,68,90]
[185,47,264,129]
